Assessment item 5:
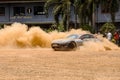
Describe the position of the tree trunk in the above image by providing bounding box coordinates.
[92,2,96,33]
[74,6,77,29]
[66,4,70,31]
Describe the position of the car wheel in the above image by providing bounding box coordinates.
[53,48,59,51]
[68,41,77,50]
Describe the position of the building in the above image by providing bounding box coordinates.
[0,0,120,29]
[96,1,120,29]
[0,0,54,27]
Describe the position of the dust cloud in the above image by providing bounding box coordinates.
[0,22,119,51]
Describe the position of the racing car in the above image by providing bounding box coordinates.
[51,34,100,51]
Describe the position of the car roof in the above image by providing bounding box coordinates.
[67,33,94,37]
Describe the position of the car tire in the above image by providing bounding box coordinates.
[53,48,59,51]
[68,41,77,50]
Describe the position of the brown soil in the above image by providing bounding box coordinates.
[0,48,120,80]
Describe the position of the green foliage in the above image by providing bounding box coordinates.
[0,24,3,29]
[45,0,72,31]
[80,24,93,33]
[45,0,119,31]
[100,22,116,34]
[44,24,56,33]
[44,23,64,33]
[57,22,64,32]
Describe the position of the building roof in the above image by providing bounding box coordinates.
[0,0,45,3]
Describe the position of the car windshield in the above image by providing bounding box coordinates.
[66,34,79,39]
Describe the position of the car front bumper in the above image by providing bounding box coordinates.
[51,43,70,51]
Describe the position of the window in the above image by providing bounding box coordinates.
[0,7,5,16]
[13,7,25,16]
[34,6,45,15]
[27,8,32,14]
[80,34,90,40]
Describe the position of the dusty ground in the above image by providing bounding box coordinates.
[0,22,120,80]
[0,48,120,80]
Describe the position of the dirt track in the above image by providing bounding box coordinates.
[0,48,120,80]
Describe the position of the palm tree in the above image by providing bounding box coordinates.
[45,0,72,31]
[44,0,60,26]
[74,0,119,32]
[45,0,119,32]
[74,0,95,27]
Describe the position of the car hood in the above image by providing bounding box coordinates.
[52,39,73,44]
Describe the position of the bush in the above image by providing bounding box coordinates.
[0,24,3,29]
[57,22,64,32]
[100,22,116,34]
[80,24,93,33]
[44,23,64,33]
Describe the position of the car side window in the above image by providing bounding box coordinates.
[89,35,95,38]
[79,34,96,40]
[80,35,89,40]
